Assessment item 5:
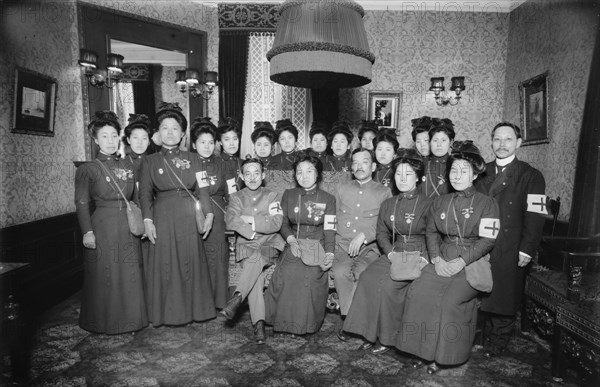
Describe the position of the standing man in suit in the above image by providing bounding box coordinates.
[333,148,392,340]
[475,122,547,350]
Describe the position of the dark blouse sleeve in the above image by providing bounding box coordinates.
[139,157,154,220]
[463,194,500,265]
[323,193,336,254]
[279,189,294,241]
[74,164,93,233]
[425,198,443,261]
[376,198,394,256]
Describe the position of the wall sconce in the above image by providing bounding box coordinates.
[78,49,124,89]
[175,69,218,100]
[429,77,466,106]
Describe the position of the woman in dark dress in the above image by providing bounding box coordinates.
[217,118,244,195]
[304,122,331,169]
[272,119,303,170]
[410,116,431,159]
[373,129,399,190]
[139,102,216,326]
[327,122,353,172]
[398,141,500,373]
[423,120,455,197]
[250,122,276,171]
[343,148,432,353]
[190,116,229,309]
[358,120,378,150]
[264,155,336,335]
[75,111,147,334]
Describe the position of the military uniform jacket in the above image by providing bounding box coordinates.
[334,179,393,253]
[225,187,285,262]
[475,158,546,315]
[220,152,245,195]
[139,147,212,220]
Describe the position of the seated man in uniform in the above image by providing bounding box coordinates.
[332,147,393,340]
[221,158,285,344]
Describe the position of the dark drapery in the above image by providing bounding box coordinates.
[569,18,600,237]
[311,88,339,130]
[132,81,156,119]
[218,33,249,125]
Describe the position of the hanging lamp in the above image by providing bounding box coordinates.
[267,0,375,89]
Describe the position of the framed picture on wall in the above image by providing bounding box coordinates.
[518,72,549,145]
[11,67,57,137]
[366,91,401,130]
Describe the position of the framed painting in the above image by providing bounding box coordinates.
[366,91,401,130]
[12,67,57,136]
[519,72,549,145]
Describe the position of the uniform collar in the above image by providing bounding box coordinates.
[334,151,349,160]
[221,152,237,161]
[355,178,372,186]
[161,146,180,155]
[400,186,419,199]
[96,152,118,162]
[301,186,318,195]
[199,153,215,162]
[431,154,448,163]
[455,185,476,197]
[130,152,144,159]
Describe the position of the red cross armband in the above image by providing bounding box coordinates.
[324,215,337,231]
[526,194,548,214]
[269,201,283,216]
[479,218,500,239]
[195,171,209,188]
[226,178,237,194]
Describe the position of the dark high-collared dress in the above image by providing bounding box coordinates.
[327,150,352,173]
[264,186,336,334]
[373,163,394,190]
[139,147,216,326]
[197,153,229,309]
[128,152,150,278]
[398,186,499,365]
[220,152,245,196]
[270,150,302,171]
[304,148,331,171]
[343,187,432,345]
[423,154,452,198]
[75,153,147,334]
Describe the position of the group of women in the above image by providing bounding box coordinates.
[75,103,499,374]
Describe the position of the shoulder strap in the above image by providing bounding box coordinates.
[94,160,131,209]
[162,156,197,202]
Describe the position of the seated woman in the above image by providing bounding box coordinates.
[250,122,276,171]
[190,116,229,309]
[217,117,244,195]
[305,122,331,168]
[327,121,353,173]
[272,119,303,170]
[75,110,147,334]
[358,120,378,150]
[410,116,432,159]
[424,119,455,197]
[397,141,500,374]
[264,155,336,335]
[343,148,432,353]
[372,129,400,190]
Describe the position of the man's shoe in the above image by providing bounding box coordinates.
[371,343,391,355]
[219,293,242,320]
[426,363,440,374]
[254,320,266,344]
[358,341,373,350]
[337,329,350,342]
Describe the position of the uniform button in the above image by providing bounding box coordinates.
[359,191,363,194]
[357,204,361,207]
[353,229,356,233]
[509,201,512,204]
[504,228,508,232]
[507,215,511,218]
[355,217,358,220]
[502,182,506,185]
[254,208,257,211]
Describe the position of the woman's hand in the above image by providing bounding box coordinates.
[320,252,335,271]
[203,213,215,240]
[83,232,96,249]
[446,258,466,276]
[145,220,157,244]
[434,257,466,277]
[287,235,301,258]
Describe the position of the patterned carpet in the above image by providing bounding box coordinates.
[14,292,588,386]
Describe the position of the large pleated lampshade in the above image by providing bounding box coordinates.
[267,0,375,89]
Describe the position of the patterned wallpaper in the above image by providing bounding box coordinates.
[339,10,510,162]
[0,0,218,228]
[502,0,597,222]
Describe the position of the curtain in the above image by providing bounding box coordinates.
[240,32,312,157]
[219,33,249,126]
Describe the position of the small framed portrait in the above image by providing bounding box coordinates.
[12,67,57,136]
[366,91,401,130]
[519,72,549,145]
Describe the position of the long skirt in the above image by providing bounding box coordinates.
[205,196,229,309]
[343,255,410,345]
[397,265,478,365]
[146,192,216,326]
[79,204,148,334]
[264,246,329,334]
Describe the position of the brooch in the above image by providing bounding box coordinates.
[405,213,415,224]
[440,212,446,220]
[390,215,395,222]
[158,168,164,175]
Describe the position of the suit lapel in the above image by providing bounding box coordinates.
[490,159,519,196]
